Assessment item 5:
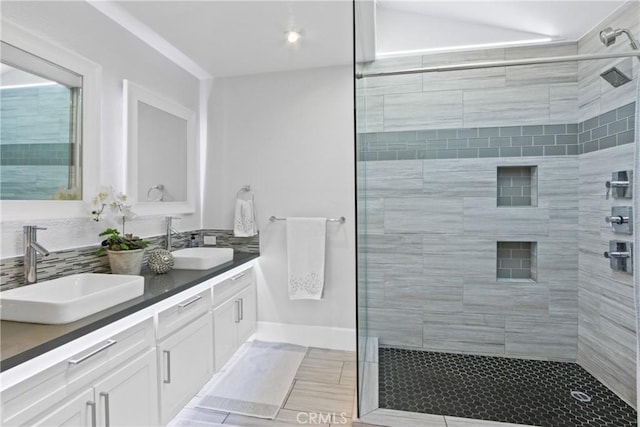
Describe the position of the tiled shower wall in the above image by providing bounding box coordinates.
[358,0,638,406]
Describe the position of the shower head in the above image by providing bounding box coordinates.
[599,27,640,50]
[600,66,632,87]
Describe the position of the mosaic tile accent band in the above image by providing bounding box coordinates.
[0,229,259,291]
[357,102,635,161]
[379,347,637,427]
[0,143,73,166]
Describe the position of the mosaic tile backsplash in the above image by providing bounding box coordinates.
[0,229,259,291]
[357,102,635,161]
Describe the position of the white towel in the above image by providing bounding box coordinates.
[234,199,257,237]
[286,218,326,300]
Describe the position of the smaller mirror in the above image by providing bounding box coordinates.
[124,80,196,215]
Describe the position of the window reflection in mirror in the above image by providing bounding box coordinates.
[0,41,82,200]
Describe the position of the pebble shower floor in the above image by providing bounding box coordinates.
[378,347,636,426]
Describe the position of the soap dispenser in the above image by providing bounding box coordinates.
[189,233,199,248]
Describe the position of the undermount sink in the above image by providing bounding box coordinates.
[171,247,234,270]
[0,274,144,324]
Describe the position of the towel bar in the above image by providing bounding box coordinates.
[269,216,346,223]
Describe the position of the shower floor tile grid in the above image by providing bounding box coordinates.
[378,347,636,427]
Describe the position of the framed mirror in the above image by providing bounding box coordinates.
[124,80,196,215]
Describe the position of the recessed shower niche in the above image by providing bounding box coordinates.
[497,241,537,281]
[497,166,538,207]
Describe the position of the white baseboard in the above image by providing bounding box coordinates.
[255,321,356,351]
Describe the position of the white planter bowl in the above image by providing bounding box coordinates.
[107,249,145,275]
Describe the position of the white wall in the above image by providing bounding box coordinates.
[0,2,201,257]
[204,66,356,333]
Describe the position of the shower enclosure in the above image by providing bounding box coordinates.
[355,2,640,426]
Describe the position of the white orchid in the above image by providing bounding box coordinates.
[90,187,136,233]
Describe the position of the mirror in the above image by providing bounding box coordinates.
[0,20,100,220]
[124,80,196,215]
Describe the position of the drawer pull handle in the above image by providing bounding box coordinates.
[68,340,117,365]
[235,299,241,323]
[231,272,246,281]
[178,295,202,308]
[100,392,110,427]
[87,401,96,427]
[239,298,244,321]
[163,350,172,384]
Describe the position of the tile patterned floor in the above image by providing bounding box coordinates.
[171,346,356,427]
[378,347,637,427]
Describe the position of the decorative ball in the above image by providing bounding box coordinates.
[147,249,174,274]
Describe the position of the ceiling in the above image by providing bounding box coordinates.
[376,1,627,57]
[0,1,631,79]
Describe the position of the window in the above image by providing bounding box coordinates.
[1,41,83,200]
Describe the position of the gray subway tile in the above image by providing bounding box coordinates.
[556,134,578,145]
[397,150,417,160]
[378,151,398,161]
[629,115,635,130]
[458,128,479,138]
[490,137,512,147]
[598,136,617,150]
[426,139,448,150]
[416,129,437,139]
[378,132,399,142]
[468,137,489,148]
[582,141,599,153]
[511,136,533,147]
[583,116,599,131]
[437,128,458,138]
[497,269,511,278]
[522,125,543,136]
[436,149,458,159]
[609,118,628,134]
[500,187,523,197]
[511,269,532,279]
[511,197,532,206]
[533,135,555,146]
[591,125,607,140]
[522,146,543,156]
[500,147,522,157]
[617,102,635,119]
[544,124,565,135]
[397,131,417,142]
[598,109,617,125]
[617,130,635,145]
[578,122,584,133]
[578,131,591,143]
[457,148,479,158]
[500,126,522,137]
[479,127,500,137]
[447,138,469,149]
[566,123,579,133]
[566,144,579,155]
[479,148,500,158]
[544,145,566,156]
[363,152,378,161]
[418,150,438,159]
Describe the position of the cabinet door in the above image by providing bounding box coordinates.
[27,388,94,427]
[158,313,214,424]
[94,349,158,427]
[236,283,256,344]
[213,297,239,371]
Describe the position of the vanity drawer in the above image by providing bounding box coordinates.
[212,267,254,309]
[156,289,212,340]
[2,318,154,426]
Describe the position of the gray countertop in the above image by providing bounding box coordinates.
[0,252,259,372]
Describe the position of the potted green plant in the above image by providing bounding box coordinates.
[91,188,149,275]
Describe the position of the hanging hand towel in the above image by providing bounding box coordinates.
[234,199,257,237]
[286,218,327,300]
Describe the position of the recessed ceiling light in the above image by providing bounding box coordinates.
[286,30,302,44]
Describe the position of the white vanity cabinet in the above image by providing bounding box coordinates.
[2,318,158,427]
[155,290,214,424]
[212,268,256,370]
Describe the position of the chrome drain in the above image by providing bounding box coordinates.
[571,391,592,402]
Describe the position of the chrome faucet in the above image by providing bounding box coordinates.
[23,225,50,285]
[165,216,181,251]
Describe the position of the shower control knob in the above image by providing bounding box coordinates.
[604,251,631,259]
[605,215,628,225]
